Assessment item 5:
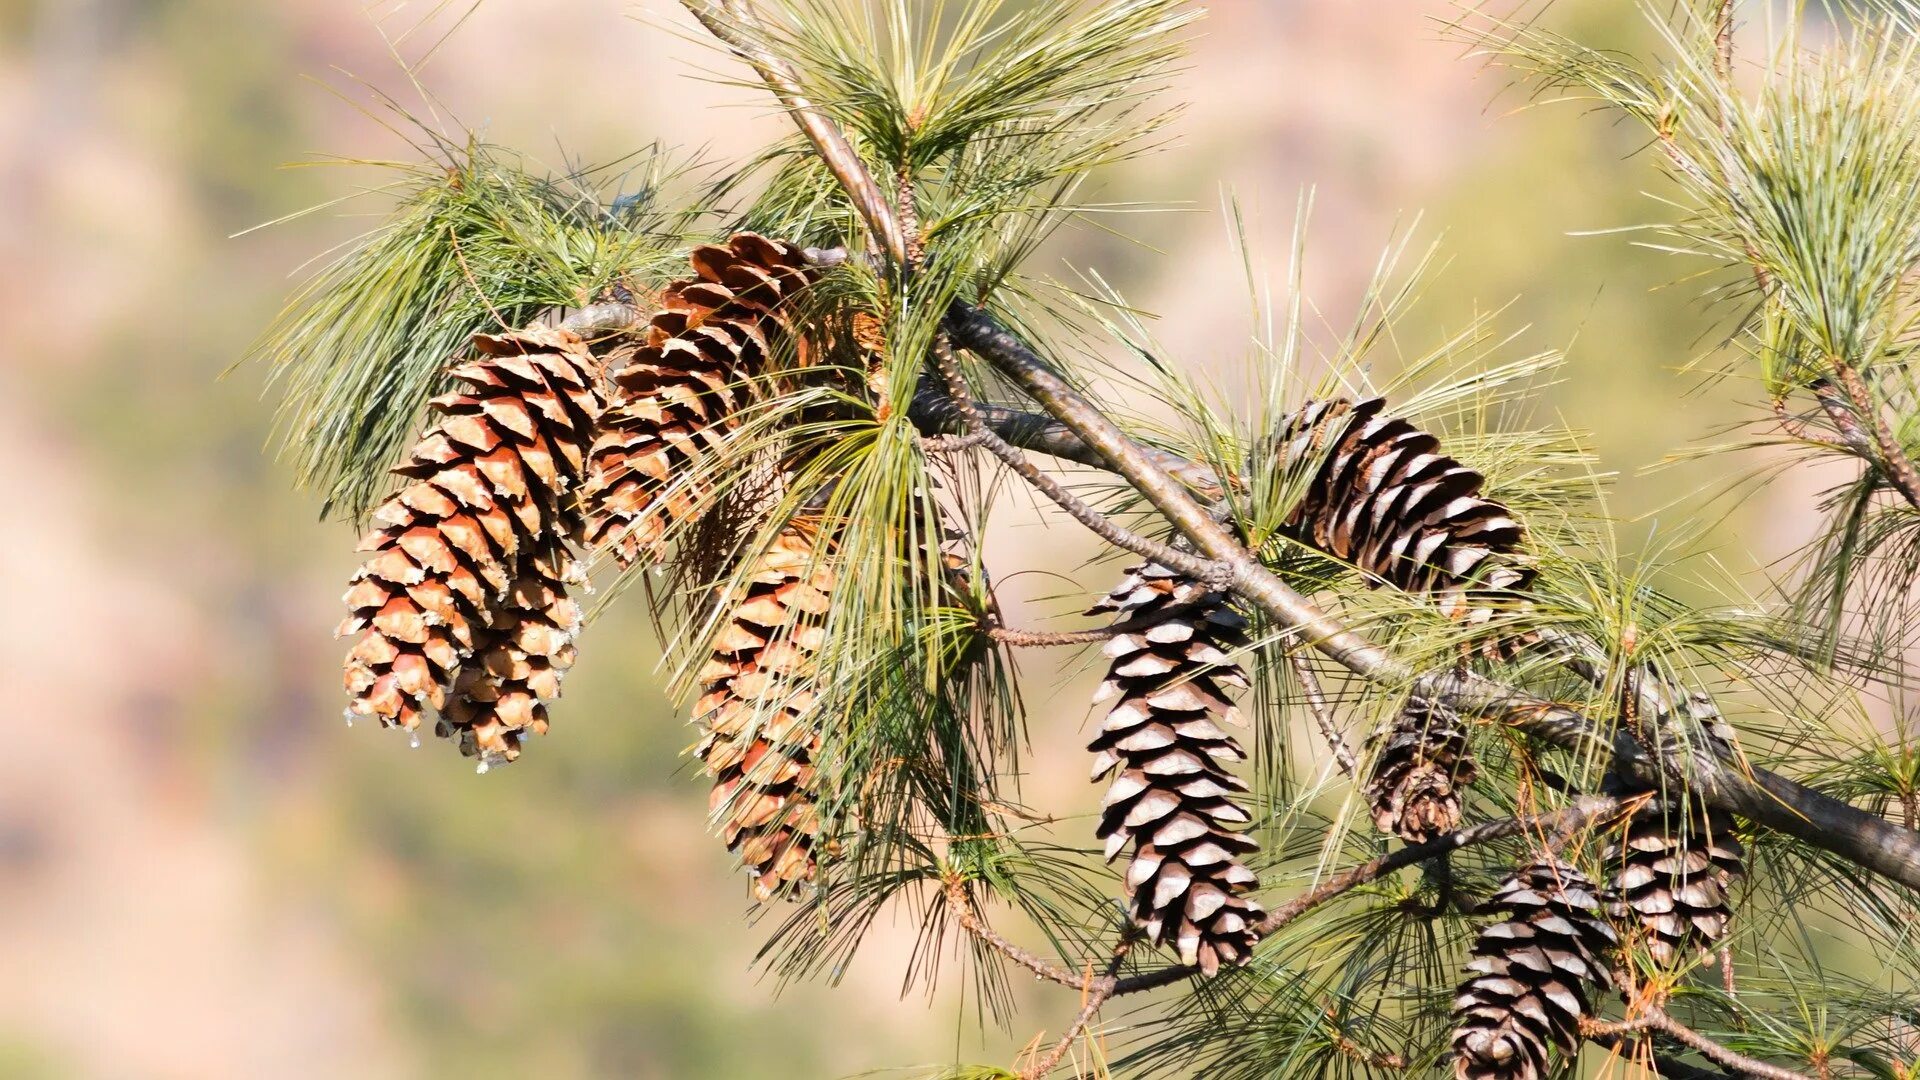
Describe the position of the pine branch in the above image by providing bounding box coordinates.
[1585,1009,1816,1080]
[944,300,1920,892]
[677,0,906,265]
[927,334,1221,581]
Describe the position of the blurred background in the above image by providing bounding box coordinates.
[0,1,1796,1077]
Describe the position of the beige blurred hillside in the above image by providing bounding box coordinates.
[0,1,1804,1077]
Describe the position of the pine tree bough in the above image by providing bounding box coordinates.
[1089,564,1262,976]
[694,522,837,900]
[1606,798,1745,968]
[940,300,1920,893]
[339,327,606,763]
[1452,860,1620,1080]
[1366,700,1480,843]
[584,233,817,565]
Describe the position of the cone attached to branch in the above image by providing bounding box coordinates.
[693,522,837,900]
[339,327,607,756]
[1088,564,1262,976]
[1452,859,1619,1080]
[584,233,817,565]
[1273,398,1531,627]
[1606,800,1744,968]
[1365,700,1480,843]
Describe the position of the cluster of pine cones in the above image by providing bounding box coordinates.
[331,232,1747,1077]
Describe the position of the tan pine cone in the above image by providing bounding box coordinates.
[1272,398,1532,627]
[584,234,817,565]
[1606,800,1744,967]
[693,523,837,900]
[339,326,606,752]
[1452,860,1619,1080]
[1088,564,1263,976]
[1364,700,1479,843]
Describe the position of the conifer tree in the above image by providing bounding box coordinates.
[266,1,1920,1075]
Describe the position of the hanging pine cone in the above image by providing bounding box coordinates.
[1605,800,1744,968]
[693,523,837,900]
[1452,859,1619,1080]
[584,233,817,565]
[1272,398,1531,626]
[1089,564,1263,976]
[340,327,607,752]
[1364,700,1480,843]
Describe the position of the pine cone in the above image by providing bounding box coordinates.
[584,234,817,565]
[1452,860,1619,1080]
[1273,398,1531,625]
[340,327,606,750]
[1364,700,1480,843]
[693,523,837,900]
[1089,564,1263,976]
[1606,801,1744,967]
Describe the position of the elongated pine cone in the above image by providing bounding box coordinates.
[1089,564,1262,976]
[1365,700,1479,843]
[1273,398,1531,626]
[339,327,606,758]
[1606,800,1744,967]
[694,524,837,900]
[584,234,817,565]
[1452,860,1619,1080]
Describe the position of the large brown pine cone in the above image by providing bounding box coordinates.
[339,327,606,752]
[1273,398,1531,626]
[1452,860,1619,1080]
[1364,700,1480,843]
[1606,800,1744,968]
[693,523,837,900]
[583,234,817,565]
[1089,564,1263,976]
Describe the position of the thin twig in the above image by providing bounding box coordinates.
[1021,939,1133,1080]
[1585,1007,1815,1080]
[1589,1031,1737,1080]
[1289,645,1359,777]
[677,0,906,265]
[943,874,1083,989]
[929,334,1224,582]
[1828,360,1920,510]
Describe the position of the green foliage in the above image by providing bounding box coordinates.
[256,136,701,520]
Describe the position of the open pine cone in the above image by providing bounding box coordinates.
[339,326,606,761]
[584,233,817,565]
[1452,859,1618,1080]
[1089,564,1263,975]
